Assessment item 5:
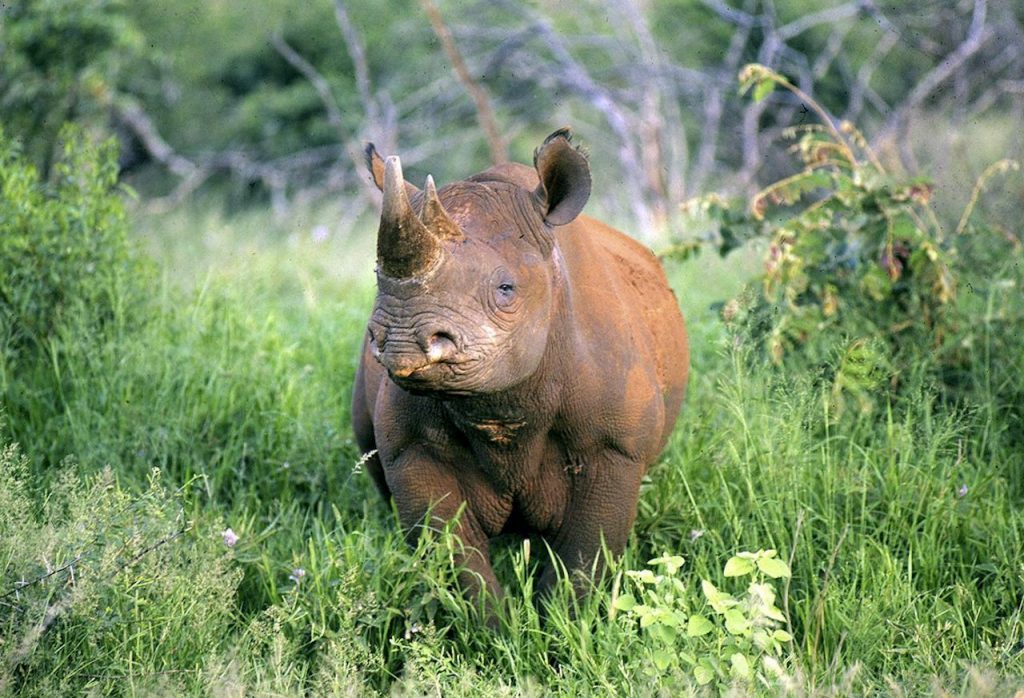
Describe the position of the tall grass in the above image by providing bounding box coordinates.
[2,135,1023,694]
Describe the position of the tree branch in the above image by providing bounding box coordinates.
[419,0,508,164]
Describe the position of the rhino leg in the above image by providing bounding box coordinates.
[352,339,390,499]
[537,452,646,601]
[385,448,504,619]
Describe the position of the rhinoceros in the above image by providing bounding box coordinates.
[351,129,688,611]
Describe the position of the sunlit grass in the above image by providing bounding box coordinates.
[2,197,1022,695]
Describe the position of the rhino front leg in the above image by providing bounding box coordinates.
[537,452,646,601]
[385,449,504,614]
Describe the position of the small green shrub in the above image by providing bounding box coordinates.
[0,125,138,361]
[0,125,156,479]
[0,0,143,173]
[612,549,794,690]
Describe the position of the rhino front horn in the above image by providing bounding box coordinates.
[377,156,441,279]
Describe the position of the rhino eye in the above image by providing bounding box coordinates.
[495,281,517,306]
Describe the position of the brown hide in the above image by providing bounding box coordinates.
[352,130,689,611]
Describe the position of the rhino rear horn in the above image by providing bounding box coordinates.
[421,175,463,242]
[377,156,441,279]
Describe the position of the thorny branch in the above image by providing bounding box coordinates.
[1,524,189,683]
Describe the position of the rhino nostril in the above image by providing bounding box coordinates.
[426,331,458,362]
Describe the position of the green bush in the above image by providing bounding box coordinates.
[0,0,142,174]
[674,64,1024,418]
[0,126,137,357]
[0,125,148,475]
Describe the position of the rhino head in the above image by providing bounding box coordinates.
[365,129,591,396]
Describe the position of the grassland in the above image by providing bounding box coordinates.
[2,182,1023,696]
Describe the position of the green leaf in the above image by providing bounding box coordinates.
[773,629,793,642]
[686,614,714,637]
[648,554,685,575]
[702,580,738,612]
[613,593,637,612]
[724,609,751,635]
[652,648,673,671]
[752,78,775,103]
[757,557,791,579]
[651,622,677,645]
[724,556,756,577]
[763,604,787,623]
[730,652,752,680]
[694,662,715,686]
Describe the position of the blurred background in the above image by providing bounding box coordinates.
[3,0,1022,250]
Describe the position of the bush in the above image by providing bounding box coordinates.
[674,64,1024,418]
[0,0,143,174]
[0,125,147,475]
[0,125,138,357]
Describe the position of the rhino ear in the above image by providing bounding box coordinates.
[533,128,591,227]
[365,143,420,197]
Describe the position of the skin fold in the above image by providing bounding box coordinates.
[351,129,689,615]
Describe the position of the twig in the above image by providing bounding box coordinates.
[692,0,755,194]
[0,555,83,601]
[419,0,508,164]
[879,0,993,165]
[270,34,347,141]
[334,0,381,131]
[955,159,1021,236]
[110,97,197,179]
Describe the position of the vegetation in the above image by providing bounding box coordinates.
[2,0,1024,694]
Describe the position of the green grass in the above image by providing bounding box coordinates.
[2,197,1023,696]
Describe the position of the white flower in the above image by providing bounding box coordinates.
[222,528,239,547]
[289,568,306,584]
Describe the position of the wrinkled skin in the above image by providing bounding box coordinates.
[351,129,689,613]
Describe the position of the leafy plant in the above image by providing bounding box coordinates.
[674,64,1023,418]
[0,0,144,174]
[612,549,793,689]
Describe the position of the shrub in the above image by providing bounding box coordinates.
[673,64,1023,418]
[0,125,138,360]
[0,0,142,174]
[612,549,794,690]
[0,125,151,477]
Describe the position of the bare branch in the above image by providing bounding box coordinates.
[270,33,347,140]
[880,0,993,157]
[110,97,196,178]
[334,0,380,130]
[692,0,755,194]
[776,1,865,41]
[418,0,508,164]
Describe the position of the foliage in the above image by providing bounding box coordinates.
[0,188,1021,693]
[0,0,143,174]
[0,437,240,696]
[0,125,149,476]
[0,125,136,359]
[676,64,1023,418]
[612,549,793,689]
